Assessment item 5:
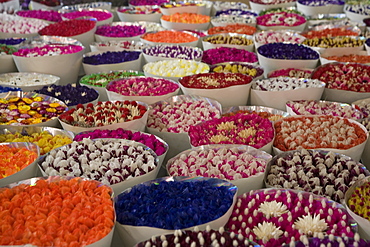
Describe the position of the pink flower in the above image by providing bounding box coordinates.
[188,114,274,149]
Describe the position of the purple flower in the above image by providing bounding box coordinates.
[96,24,145,38]
[257,43,319,60]
[35,83,98,106]
[83,51,141,65]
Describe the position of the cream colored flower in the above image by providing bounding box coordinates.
[253,222,283,243]
[294,214,328,236]
[258,201,288,217]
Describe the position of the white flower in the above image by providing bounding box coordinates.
[258,201,288,217]
[253,222,283,243]
[284,17,298,25]
[294,214,328,236]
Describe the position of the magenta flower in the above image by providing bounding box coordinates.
[73,128,167,156]
[202,47,258,65]
[257,12,306,27]
[226,188,356,247]
[13,44,83,57]
[188,114,274,149]
[107,77,179,96]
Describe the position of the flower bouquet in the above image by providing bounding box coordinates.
[39,138,159,195]
[250,0,296,14]
[35,83,99,108]
[136,226,258,247]
[257,43,319,76]
[250,77,325,111]
[253,29,306,49]
[188,113,275,153]
[0,13,47,39]
[167,144,272,195]
[201,33,254,51]
[273,115,368,161]
[114,176,237,246]
[302,36,365,57]
[117,6,162,23]
[12,37,85,84]
[95,22,146,42]
[79,70,144,101]
[0,142,39,187]
[0,126,73,155]
[16,9,62,23]
[215,8,258,18]
[320,51,370,65]
[58,100,148,133]
[301,25,361,39]
[210,15,256,27]
[143,59,209,82]
[0,91,68,128]
[159,1,210,15]
[311,62,370,103]
[267,68,313,78]
[0,72,60,91]
[286,100,364,120]
[179,72,253,107]
[344,1,370,23]
[38,19,97,53]
[90,40,149,53]
[0,176,115,246]
[140,30,200,47]
[73,128,168,166]
[142,44,203,63]
[222,105,289,122]
[297,0,344,16]
[160,12,210,31]
[256,10,307,31]
[265,149,369,203]
[210,62,264,80]
[207,24,257,35]
[61,9,114,26]
[345,176,370,240]
[106,76,179,104]
[61,1,112,11]
[226,188,357,247]
[129,0,169,7]
[82,50,142,75]
[201,47,258,65]
[146,95,221,161]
